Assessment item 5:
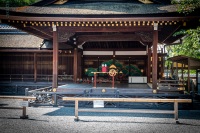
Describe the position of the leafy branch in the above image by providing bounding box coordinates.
[172,26,200,58]
[0,0,39,7]
[171,0,200,14]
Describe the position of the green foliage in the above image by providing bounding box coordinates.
[123,64,142,76]
[100,60,143,76]
[172,0,200,14]
[172,26,200,59]
[85,68,97,77]
[0,0,38,7]
[169,0,200,60]
[85,59,142,77]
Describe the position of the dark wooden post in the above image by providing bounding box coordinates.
[161,52,164,79]
[77,51,82,79]
[176,62,178,80]
[152,23,158,92]
[52,25,58,90]
[98,57,100,72]
[34,53,37,82]
[112,76,115,88]
[128,57,131,76]
[93,72,97,88]
[82,55,85,79]
[147,48,151,83]
[181,62,184,80]
[73,48,78,82]
[188,59,191,92]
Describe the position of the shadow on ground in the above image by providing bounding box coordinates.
[43,107,200,120]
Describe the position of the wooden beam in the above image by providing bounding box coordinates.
[83,48,146,51]
[78,109,174,114]
[29,26,52,38]
[0,15,197,22]
[0,96,36,100]
[58,26,153,33]
[77,34,152,44]
[161,25,181,43]
[5,22,52,40]
[0,49,53,53]
[62,97,192,103]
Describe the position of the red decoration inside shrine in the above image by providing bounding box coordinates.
[102,64,108,72]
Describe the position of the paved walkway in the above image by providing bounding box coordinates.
[0,99,200,133]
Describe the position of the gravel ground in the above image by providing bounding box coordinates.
[0,99,200,133]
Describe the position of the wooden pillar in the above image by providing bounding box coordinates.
[171,63,174,78]
[52,25,58,90]
[98,57,100,72]
[93,73,97,88]
[176,62,178,80]
[181,62,184,80]
[73,48,78,82]
[152,23,158,92]
[20,99,28,119]
[188,59,191,92]
[112,76,115,88]
[147,48,151,83]
[161,53,165,79]
[34,53,37,82]
[174,102,178,122]
[128,57,131,76]
[81,52,83,79]
[75,100,79,120]
[77,51,82,79]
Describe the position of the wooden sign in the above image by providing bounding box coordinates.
[93,100,104,108]
[19,101,29,107]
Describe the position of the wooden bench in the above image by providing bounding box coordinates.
[0,96,36,119]
[157,80,185,93]
[62,97,192,123]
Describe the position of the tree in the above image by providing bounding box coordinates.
[172,27,200,59]
[169,0,200,59]
[172,0,200,14]
[0,0,39,7]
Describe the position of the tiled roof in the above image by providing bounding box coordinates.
[0,24,16,29]
[0,2,174,15]
[0,35,43,48]
[0,24,27,34]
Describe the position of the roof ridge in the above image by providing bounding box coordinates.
[31,0,58,6]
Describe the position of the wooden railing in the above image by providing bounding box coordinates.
[0,96,36,119]
[62,97,192,123]
[0,74,73,82]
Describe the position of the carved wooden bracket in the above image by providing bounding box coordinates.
[59,32,75,42]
